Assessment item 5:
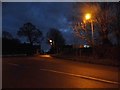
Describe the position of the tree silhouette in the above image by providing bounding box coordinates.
[2,30,13,39]
[69,2,97,45]
[47,28,65,53]
[2,31,21,55]
[95,2,114,45]
[17,22,42,46]
[114,2,120,46]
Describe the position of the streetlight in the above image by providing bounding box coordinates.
[49,39,56,54]
[85,13,94,46]
[84,13,95,58]
[49,39,52,43]
[85,13,91,20]
[49,39,53,45]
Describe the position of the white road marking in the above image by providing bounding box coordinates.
[6,62,120,85]
[40,68,120,85]
[7,63,19,67]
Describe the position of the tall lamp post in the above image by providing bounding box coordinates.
[85,13,94,46]
[84,13,95,57]
[49,39,56,53]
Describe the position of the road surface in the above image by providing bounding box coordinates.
[2,55,120,88]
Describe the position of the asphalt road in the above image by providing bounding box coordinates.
[2,55,120,88]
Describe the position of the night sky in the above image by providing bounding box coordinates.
[2,2,78,51]
[2,2,118,51]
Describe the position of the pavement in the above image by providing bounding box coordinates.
[2,55,120,88]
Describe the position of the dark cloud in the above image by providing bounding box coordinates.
[3,2,73,34]
[2,2,75,51]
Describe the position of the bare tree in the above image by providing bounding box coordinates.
[70,2,98,45]
[17,22,42,46]
[70,2,117,46]
[95,2,115,45]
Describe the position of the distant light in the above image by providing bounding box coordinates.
[50,43,52,45]
[86,45,90,48]
[84,45,87,48]
[80,45,84,48]
[49,40,52,43]
[84,45,90,48]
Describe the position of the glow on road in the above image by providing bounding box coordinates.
[39,55,52,58]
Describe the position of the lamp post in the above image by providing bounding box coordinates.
[49,39,56,53]
[84,13,95,58]
[85,13,94,46]
[91,20,94,46]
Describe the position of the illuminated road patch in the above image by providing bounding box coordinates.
[39,55,52,58]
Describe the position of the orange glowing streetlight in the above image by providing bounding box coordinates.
[85,13,91,20]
